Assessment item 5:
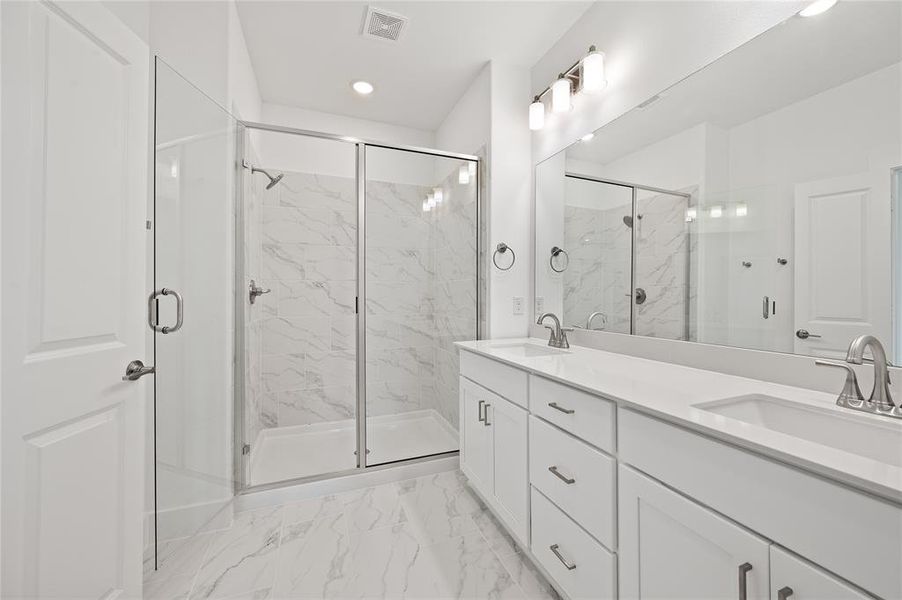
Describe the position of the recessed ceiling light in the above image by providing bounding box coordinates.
[351,80,374,95]
[580,133,595,142]
[799,0,837,17]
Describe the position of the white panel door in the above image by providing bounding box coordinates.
[489,396,528,542]
[770,547,872,600]
[619,466,770,600]
[1,1,149,597]
[794,170,892,359]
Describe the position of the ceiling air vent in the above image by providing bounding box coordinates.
[362,6,408,42]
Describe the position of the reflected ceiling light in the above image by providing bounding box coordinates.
[529,96,545,130]
[581,46,607,93]
[709,205,723,219]
[580,132,595,142]
[685,207,697,223]
[551,74,571,113]
[799,0,837,17]
[422,199,430,212]
[458,165,470,185]
[735,203,748,217]
[351,80,374,95]
[426,192,436,210]
[433,187,443,205]
[468,162,476,177]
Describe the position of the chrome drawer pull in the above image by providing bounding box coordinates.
[548,466,575,484]
[777,587,793,600]
[549,544,576,570]
[548,402,575,414]
[483,403,491,426]
[478,400,485,422]
[738,563,752,600]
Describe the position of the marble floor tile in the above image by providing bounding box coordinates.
[497,551,561,600]
[415,531,524,599]
[472,508,523,558]
[281,494,343,526]
[340,483,408,533]
[190,506,283,599]
[341,521,429,598]
[144,569,196,600]
[271,512,352,598]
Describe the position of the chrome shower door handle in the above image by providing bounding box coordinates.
[148,288,184,334]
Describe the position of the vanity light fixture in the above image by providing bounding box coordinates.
[351,80,374,95]
[529,96,545,131]
[433,187,443,205]
[735,203,748,217]
[551,74,571,113]
[458,165,470,185]
[709,205,723,219]
[528,45,608,131]
[581,46,607,93]
[799,0,838,17]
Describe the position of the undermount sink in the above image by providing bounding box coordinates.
[491,342,568,358]
[695,394,902,467]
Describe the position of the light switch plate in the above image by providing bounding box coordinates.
[512,297,525,315]
[535,296,545,315]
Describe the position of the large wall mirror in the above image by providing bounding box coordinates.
[535,1,902,364]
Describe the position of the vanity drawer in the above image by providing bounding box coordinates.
[529,416,615,548]
[530,375,615,452]
[530,487,616,600]
[460,350,528,408]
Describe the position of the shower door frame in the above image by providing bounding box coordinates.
[564,173,692,339]
[235,121,483,494]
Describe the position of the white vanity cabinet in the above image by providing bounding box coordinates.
[459,373,529,544]
[457,347,896,600]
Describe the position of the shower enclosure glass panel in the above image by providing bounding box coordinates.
[633,188,691,340]
[363,146,478,466]
[240,129,358,487]
[153,60,236,559]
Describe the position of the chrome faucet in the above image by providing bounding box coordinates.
[537,313,571,349]
[815,335,898,418]
[586,311,607,330]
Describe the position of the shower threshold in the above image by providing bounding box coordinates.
[248,409,458,487]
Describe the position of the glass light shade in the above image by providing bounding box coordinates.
[582,48,607,93]
[529,99,545,130]
[458,165,470,185]
[735,204,748,217]
[551,76,571,114]
[709,205,723,219]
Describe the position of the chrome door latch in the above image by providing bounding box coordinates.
[123,360,155,381]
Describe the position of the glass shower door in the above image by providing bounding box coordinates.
[363,146,478,466]
[152,60,236,563]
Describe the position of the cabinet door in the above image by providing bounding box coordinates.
[771,547,872,600]
[489,397,528,540]
[460,377,492,495]
[619,466,770,600]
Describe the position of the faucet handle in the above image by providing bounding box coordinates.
[543,325,558,344]
[815,360,865,408]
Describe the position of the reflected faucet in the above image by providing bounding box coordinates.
[537,313,571,349]
[586,311,607,331]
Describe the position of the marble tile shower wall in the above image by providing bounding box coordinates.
[562,194,689,339]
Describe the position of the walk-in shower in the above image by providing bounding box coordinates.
[150,58,482,573]
[236,123,482,489]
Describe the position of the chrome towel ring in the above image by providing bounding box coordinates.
[550,246,570,273]
[493,243,515,271]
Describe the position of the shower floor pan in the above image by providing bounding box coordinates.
[248,409,459,487]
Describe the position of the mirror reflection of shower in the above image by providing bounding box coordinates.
[242,159,284,190]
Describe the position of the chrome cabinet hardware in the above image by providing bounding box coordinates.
[122,359,155,381]
[762,296,770,319]
[248,279,271,304]
[814,360,864,409]
[549,544,577,570]
[148,288,183,334]
[537,313,569,348]
[478,400,486,422]
[548,402,575,415]
[483,403,491,426]
[795,329,821,340]
[777,587,793,600]
[738,563,752,600]
[548,466,575,484]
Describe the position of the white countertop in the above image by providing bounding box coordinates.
[456,337,902,504]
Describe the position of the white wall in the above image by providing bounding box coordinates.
[530,1,804,163]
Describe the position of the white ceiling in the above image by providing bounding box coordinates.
[567,1,902,165]
[236,1,592,130]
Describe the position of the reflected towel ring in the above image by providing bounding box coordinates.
[493,243,515,271]
[550,246,570,273]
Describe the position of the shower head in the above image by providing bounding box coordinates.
[245,161,284,190]
[622,214,643,228]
